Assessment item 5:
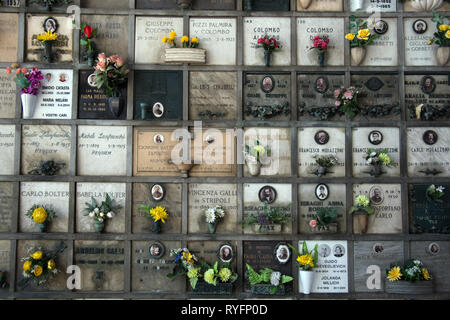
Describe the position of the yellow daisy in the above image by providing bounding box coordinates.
[387,266,402,282]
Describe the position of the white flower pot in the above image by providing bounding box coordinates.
[300,270,315,294]
[352,0,365,11]
[298,0,312,10]
[246,161,261,176]
[436,47,449,66]
[21,94,38,119]
[410,0,443,11]
[351,47,366,66]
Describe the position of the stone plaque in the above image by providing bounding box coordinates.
[410,184,450,234]
[243,183,292,234]
[297,74,345,121]
[244,73,290,121]
[0,13,19,62]
[351,74,400,120]
[243,17,291,66]
[26,15,73,62]
[244,127,291,176]
[403,0,450,12]
[298,127,345,177]
[134,71,182,120]
[407,127,450,177]
[133,183,182,234]
[189,18,236,65]
[30,69,73,119]
[352,184,402,234]
[188,241,238,268]
[16,240,68,291]
[132,240,184,292]
[192,0,235,9]
[297,0,343,11]
[0,70,16,118]
[298,184,346,234]
[360,18,397,66]
[0,241,10,289]
[74,240,124,291]
[243,241,292,292]
[248,0,289,11]
[297,18,344,66]
[189,71,237,120]
[188,184,238,234]
[80,15,129,61]
[352,127,400,177]
[405,75,450,121]
[20,182,69,233]
[78,125,128,176]
[81,0,129,9]
[0,183,15,233]
[136,0,178,8]
[78,70,127,120]
[411,241,450,293]
[350,0,396,12]
[21,125,71,176]
[354,241,403,292]
[135,17,183,64]
[298,240,348,293]
[76,183,126,233]
[405,18,449,66]
[0,125,15,175]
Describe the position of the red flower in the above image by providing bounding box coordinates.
[83,25,93,39]
[314,35,320,41]
[313,40,320,48]
[320,42,328,50]
[257,38,263,44]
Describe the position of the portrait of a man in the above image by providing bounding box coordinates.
[423,130,438,145]
[153,102,164,118]
[368,131,383,145]
[258,186,277,204]
[219,244,233,263]
[373,243,384,254]
[420,76,436,95]
[149,242,164,259]
[154,134,164,144]
[275,243,290,264]
[45,73,52,82]
[370,187,384,205]
[318,244,331,258]
[429,243,440,255]
[151,184,164,201]
[314,130,329,145]
[413,19,427,34]
[314,77,328,94]
[261,76,275,93]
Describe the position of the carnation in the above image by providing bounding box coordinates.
[204,269,215,285]
[270,271,281,286]
[218,267,232,282]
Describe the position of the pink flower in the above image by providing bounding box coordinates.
[96,61,106,71]
[16,69,21,74]
[309,220,317,228]
[325,37,330,44]
[21,68,28,74]
[98,52,106,62]
[320,42,328,50]
[314,35,320,41]
[5,67,11,74]
[264,38,270,45]
[335,100,341,106]
[334,89,341,98]
[343,91,353,100]
[116,57,124,67]
[313,40,320,48]
[257,38,263,44]
[109,55,119,63]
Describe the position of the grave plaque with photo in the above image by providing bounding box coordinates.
[0,125,15,175]
[350,0,396,12]
[0,183,15,233]
[188,241,238,269]
[247,0,289,11]
[410,184,450,234]
[0,13,19,62]
[297,0,343,11]
[74,240,125,291]
[134,71,182,120]
[0,71,16,119]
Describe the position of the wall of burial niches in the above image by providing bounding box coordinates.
[0,0,449,299]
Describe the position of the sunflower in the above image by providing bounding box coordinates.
[387,266,402,282]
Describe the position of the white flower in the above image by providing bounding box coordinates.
[370,152,377,157]
[107,212,114,218]
[89,212,95,218]
[215,207,225,218]
[99,212,104,217]
[98,218,104,222]
[413,260,421,266]
[270,272,281,286]
[366,158,373,165]
[94,208,99,214]
[437,186,445,193]
[205,209,216,223]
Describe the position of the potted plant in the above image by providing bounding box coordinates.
[163,32,206,64]
[309,207,339,233]
[311,154,338,177]
[37,31,58,63]
[80,24,98,67]
[84,194,122,233]
[349,195,375,234]
[245,140,271,176]
[256,35,280,67]
[93,53,129,118]
[243,202,290,234]
[365,148,392,177]
[425,184,445,202]
[345,17,379,66]
[289,242,318,295]
[30,0,72,11]
[427,11,450,66]
[385,259,433,294]
[25,205,56,232]
[205,205,225,234]
[409,0,444,12]
[334,86,361,120]
[139,205,168,234]
[6,64,43,119]
[245,264,293,295]
[309,35,329,67]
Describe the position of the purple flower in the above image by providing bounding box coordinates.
[257,212,270,225]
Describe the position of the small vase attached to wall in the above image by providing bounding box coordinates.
[107,91,124,118]
[21,94,38,119]
[370,164,383,177]
[299,270,314,294]
[87,50,96,67]
[299,0,313,9]
[207,222,217,234]
[38,222,48,233]
[244,0,253,10]
[354,210,369,234]
[177,0,192,9]
[153,220,161,234]
[318,51,325,67]
[93,220,105,233]
[351,47,366,66]
[264,50,272,67]
[436,46,449,66]
[410,0,443,11]
[43,41,55,63]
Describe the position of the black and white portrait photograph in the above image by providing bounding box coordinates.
[153,134,164,144]
[59,73,68,83]
[258,185,277,204]
[87,73,97,88]
[218,243,234,263]
[428,242,440,255]
[369,186,384,205]
[315,184,329,201]
[368,130,383,145]
[261,75,275,93]
[152,102,164,118]
[423,130,438,145]
[373,243,384,254]
[149,241,165,259]
[420,75,436,95]
[374,20,388,35]
[151,184,164,201]
[274,243,290,264]
[318,244,331,258]
[205,135,215,144]
[43,17,58,33]
[333,244,345,258]
[314,130,329,145]
[413,19,427,34]
[314,76,329,94]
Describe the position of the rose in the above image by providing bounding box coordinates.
[343,91,353,100]
[83,25,93,39]
[6,67,11,74]
[309,220,317,228]
[334,89,341,98]
[116,57,124,67]
[320,42,328,50]
[98,52,106,62]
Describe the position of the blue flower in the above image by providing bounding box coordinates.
[175,253,182,263]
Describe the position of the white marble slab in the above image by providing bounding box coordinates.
[361,18,397,66]
[0,125,15,175]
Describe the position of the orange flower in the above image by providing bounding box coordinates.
[5,67,11,74]
[16,69,21,74]
[21,68,28,74]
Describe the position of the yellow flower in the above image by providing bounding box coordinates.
[204,269,215,284]
[183,251,194,265]
[181,36,189,43]
[37,31,57,42]
[34,265,43,277]
[191,37,199,43]
[387,266,402,282]
[427,40,433,45]
[422,268,432,280]
[23,260,32,271]
[162,36,169,43]
[439,24,449,32]
[48,259,56,270]
[32,207,48,224]
[446,30,450,39]
[345,33,355,41]
[149,206,168,223]
[356,195,370,207]
[187,267,200,279]
[297,254,314,268]
[219,267,232,282]
[357,29,371,41]
[253,145,265,155]
[378,153,391,166]
[30,251,43,260]
[169,31,177,39]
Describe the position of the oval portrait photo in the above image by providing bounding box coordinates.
[258,185,277,204]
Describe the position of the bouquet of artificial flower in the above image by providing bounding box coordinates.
[205,205,225,224]
[6,64,43,95]
[427,11,450,47]
[345,18,379,48]
[426,184,445,202]
[289,241,319,271]
[246,264,293,294]
[309,207,338,229]
[245,140,271,163]
[387,259,432,282]
[201,261,238,288]
[349,195,375,215]
[84,194,122,232]
[93,53,129,97]
[256,35,280,52]
[365,148,392,167]
[334,86,360,119]
[80,24,97,52]
[310,35,329,52]
[25,205,56,232]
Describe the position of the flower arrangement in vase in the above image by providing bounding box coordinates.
[311,154,338,177]
[256,35,280,67]
[427,11,450,66]
[205,205,225,234]
[139,205,168,234]
[245,140,271,176]
[25,205,56,232]
[334,86,361,120]
[80,24,98,67]
[83,194,122,233]
[309,207,339,233]
[162,31,205,64]
[245,264,293,295]
[29,0,72,11]
[243,202,290,233]
[345,16,379,65]
[309,35,329,67]
[27,160,65,176]
[288,242,318,295]
[385,259,433,294]
[426,184,445,202]
[349,195,375,234]
[6,64,43,119]
[93,53,129,118]
[365,148,392,177]
[37,31,58,63]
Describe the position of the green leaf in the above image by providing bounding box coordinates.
[366,207,375,215]
[281,275,293,284]
[246,264,262,285]
[190,277,198,289]
[270,286,277,295]
[213,261,218,274]
[80,39,88,46]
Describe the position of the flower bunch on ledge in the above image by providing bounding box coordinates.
[22,248,58,286]
[426,184,445,202]
[289,242,318,272]
[387,259,432,282]
[350,195,375,215]
[246,264,293,295]
[26,205,56,232]
[6,64,43,96]
[334,86,360,119]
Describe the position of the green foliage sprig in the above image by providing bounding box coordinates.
[245,264,293,294]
